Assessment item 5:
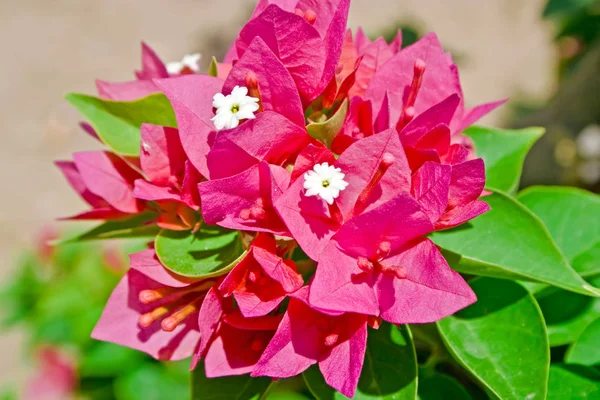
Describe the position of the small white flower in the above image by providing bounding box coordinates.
[166,53,202,74]
[211,86,260,130]
[303,162,349,205]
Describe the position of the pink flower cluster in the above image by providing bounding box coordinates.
[57,0,505,396]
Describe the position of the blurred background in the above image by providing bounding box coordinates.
[0,0,598,397]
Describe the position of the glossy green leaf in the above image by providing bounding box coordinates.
[437,278,549,400]
[542,294,600,346]
[307,100,349,148]
[547,365,600,399]
[418,372,471,400]
[208,56,219,77]
[463,126,544,193]
[519,186,600,277]
[56,212,159,244]
[566,317,600,366]
[539,276,600,346]
[431,190,599,296]
[155,226,244,278]
[66,93,177,156]
[303,323,417,400]
[191,363,273,400]
[573,244,600,280]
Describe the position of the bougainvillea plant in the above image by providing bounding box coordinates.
[53,0,600,398]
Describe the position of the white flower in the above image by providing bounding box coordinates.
[166,53,202,74]
[211,86,260,130]
[303,162,349,205]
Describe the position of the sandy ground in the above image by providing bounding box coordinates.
[0,0,555,390]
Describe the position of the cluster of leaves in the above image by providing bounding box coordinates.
[57,79,600,399]
[0,237,190,400]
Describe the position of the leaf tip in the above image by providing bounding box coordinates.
[582,283,600,297]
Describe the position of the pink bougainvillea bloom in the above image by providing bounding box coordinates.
[24,346,77,400]
[204,311,282,377]
[414,159,490,230]
[340,28,401,98]
[198,161,291,236]
[136,42,170,81]
[252,287,367,398]
[236,0,351,102]
[207,111,313,180]
[156,36,304,178]
[398,93,464,170]
[189,287,282,377]
[308,194,476,323]
[55,151,144,220]
[236,4,327,102]
[276,128,411,260]
[222,37,305,126]
[133,124,202,230]
[334,33,506,154]
[92,249,211,361]
[220,233,303,317]
[155,74,223,178]
[366,33,506,134]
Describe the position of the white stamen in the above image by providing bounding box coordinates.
[141,141,151,153]
[303,162,349,205]
[211,86,260,130]
[166,53,202,75]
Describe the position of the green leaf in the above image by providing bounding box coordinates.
[66,93,177,156]
[418,372,471,400]
[115,364,188,400]
[56,212,159,244]
[307,100,349,148]
[547,365,600,399]
[437,278,549,400]
[566,317,600,366]
[208,56,219,77]
[539,276,600,346]
[303,323,417,400]
[463,126,544,193]
[80,341,147,377]
[431,190,600,297]
[518,186,600,277]
[155,226,245,278]
[191,362,273,400]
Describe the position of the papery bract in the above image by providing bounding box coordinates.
[199,162,291,236]
[253,287,367,398]
[134,124,202,230]
[309,196,476,323]
[207,111,312,179]
[92,249,206,361]
[220,233,303,318]
[276,128,412,260]
[204,312,281,377]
